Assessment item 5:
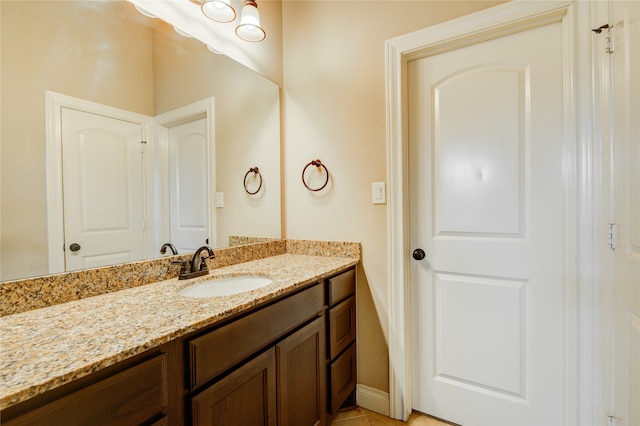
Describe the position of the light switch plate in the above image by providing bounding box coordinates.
[215,192,224,208]
[372,182,386,204]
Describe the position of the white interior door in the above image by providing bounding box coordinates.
[408,21,567,425]
[606,1,640,424]
[61,108,145,271]
[168,117,210,253]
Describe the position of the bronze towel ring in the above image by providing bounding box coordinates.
[302,159,329,192]
[244,167,263,195]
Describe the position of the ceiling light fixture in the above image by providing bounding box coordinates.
[201,0,236,23]
[235,0,266,42]
[199,0,266,42]
[206,45,224,54]
[131,0,266,45]
[173,26,193,38]
[132,4,157,18]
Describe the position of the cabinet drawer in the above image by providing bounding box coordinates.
[329,342,356,415]
[328,295,356,360]
[4,354,167,426]
[327,268,355,306]
[190,284,323,390]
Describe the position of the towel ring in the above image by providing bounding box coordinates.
[302,159,329,192]
[244,167,263,195]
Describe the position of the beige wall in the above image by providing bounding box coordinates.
[0,1,154,280]
[281,0,504,394]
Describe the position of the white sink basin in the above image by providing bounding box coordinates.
[178,275,273,298]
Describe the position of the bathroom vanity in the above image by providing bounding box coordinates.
[0,248,358,426]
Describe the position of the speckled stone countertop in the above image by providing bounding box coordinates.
[0,251,359,410]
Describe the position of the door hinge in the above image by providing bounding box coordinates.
[592,24,614,54]
[607,223,617,249]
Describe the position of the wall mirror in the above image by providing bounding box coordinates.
[0,0,282,282]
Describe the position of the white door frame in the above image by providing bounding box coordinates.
[385,1,602,423]
[45,91,153,274]
[152,98,216,254]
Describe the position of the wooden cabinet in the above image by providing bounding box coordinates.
[3,351,169,426]
[2,266,357,426]
[188,284,323,391]
[191,349,277,426]
[189,283,326,426]
[325,267,357,422]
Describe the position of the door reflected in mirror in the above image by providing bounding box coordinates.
[0,0,281,281]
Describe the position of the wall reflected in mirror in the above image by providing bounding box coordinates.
[0,0,281,282]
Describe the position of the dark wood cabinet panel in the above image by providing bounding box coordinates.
[189,282,328,426]
[190,284,323,390]
[325,267,357,423]
[328,295,356,360]
[329,343,357,417]
[191,348,277,426]
[4,354,167,426]
[276,316,326,426]
[327,268,356,306]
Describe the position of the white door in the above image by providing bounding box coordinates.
[62,108,146,271]
[606,1,640,424]
[168,117,210,253]
[409,21,567,425]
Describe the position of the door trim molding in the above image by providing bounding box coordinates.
[385,1,598,422]
[44,91,152,274]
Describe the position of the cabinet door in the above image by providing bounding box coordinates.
[191,349,276,426]
[276,316,326,426]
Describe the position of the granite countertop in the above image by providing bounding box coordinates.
[0,253,358,410]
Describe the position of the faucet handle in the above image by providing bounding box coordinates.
[171,260,189,275]
[198,255,214,271]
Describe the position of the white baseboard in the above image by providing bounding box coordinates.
[356,384,390,416]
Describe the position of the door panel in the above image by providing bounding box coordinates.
[169,118,209,253]
[435,65,525,237]
[434,273,526,398]
[61,108,145,271]
[409,22,566,425]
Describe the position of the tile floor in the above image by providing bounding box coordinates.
[330,407,454,425]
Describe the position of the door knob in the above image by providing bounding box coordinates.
[412,248,425,260]
[69,243,81,252]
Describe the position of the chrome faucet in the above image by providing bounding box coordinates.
[172,245,215,280]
